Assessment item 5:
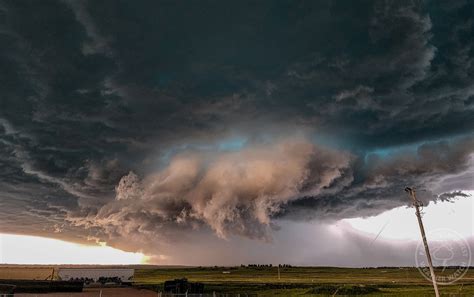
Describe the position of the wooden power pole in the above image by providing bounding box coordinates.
[405,187,440,297]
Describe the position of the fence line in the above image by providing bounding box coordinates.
[0,293,257,297]
[0,293,89,296]
[158,292,257,297]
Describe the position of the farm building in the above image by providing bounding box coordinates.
[0,267,54,280]
[58,268,134,285]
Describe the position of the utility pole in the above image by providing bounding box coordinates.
[405,187,440,297]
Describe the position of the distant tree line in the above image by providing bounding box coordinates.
[240,264,293,268]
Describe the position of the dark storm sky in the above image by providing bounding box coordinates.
[0,0,473,261]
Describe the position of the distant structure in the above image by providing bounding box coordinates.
[244,264,277,268]
[0,267,54,280]
[58,268,134,285]
[164,278,204,294]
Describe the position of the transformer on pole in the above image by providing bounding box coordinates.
[405,187,440,297]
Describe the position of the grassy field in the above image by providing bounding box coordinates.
[2,266,473,295]
[134,266,474,296]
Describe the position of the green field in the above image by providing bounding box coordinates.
[134,266,474,296]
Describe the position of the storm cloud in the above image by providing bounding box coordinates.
[0,0,473,259]
[75,138,353,242]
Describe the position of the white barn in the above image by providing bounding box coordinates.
[58,268,134,284]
